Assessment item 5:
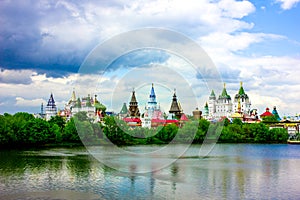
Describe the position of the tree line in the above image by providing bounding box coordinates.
[0,112,289,149]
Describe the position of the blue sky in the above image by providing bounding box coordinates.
[0,0,300,116]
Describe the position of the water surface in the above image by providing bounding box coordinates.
[1,144,300,199]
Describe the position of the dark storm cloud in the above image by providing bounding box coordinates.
[0,0,92,77]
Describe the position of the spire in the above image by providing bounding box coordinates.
[209,90,216,100]
[238,81,245,95]
[47,93,56,108]
[169,89,181,119]
[220,83,231,100]
[71,89,76,101]
[148,83,157,105]
[128,89,140,117]
[41,103,44,115]
[129,89,138,104]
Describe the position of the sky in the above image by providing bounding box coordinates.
[0,0,300,117]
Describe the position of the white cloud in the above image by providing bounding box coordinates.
[276,0,300,10]
[15,97,46,107]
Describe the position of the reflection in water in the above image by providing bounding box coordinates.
[1,144,300,199]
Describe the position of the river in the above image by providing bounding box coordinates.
[1,144,300,199]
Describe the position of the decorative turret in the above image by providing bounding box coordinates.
[169,89,182,119]
[128,89,140,117]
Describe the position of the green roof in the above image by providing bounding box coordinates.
[120,103,128,114]
[210,90,216,97]
[238,82,245,95]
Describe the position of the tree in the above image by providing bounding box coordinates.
[17,118,54,145]
[262,115,279,123]
[49,116,66,132]
[268,128,289,142]
[249,123,269,143]
[232,118,243,126]
[63,118,80,142]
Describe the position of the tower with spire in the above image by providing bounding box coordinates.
[147,83,158,118]
[214,83,232,118]
[233,82,251,114]
[169,89,182,119]
[128,89,140,117]
[208,90,216,116]
[45,93,57,120]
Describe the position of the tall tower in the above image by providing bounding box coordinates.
[203,102,209,118]
[169,89,182,119]
[128,89,140,117]
[147,83,158,118]
[208,90,216,116]
[45,93,57,120]
[234,82,251,114]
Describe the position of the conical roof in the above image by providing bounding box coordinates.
[130,90,137,103]
[150,83,156,99]
[238,82,245,95]
[219,83,231,100]
[209,90,216,100]
[47,93,56,108]
[235,82,249,100]
[120,103,128,114]
[169,91,181,113]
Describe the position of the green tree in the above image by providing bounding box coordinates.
[49,115,66,132]
[262,115,279,123]
[268,128,289,142]
[17,118,54,145]
[232,118,243,126]
[63,118,80,142]
[249,123,269,143]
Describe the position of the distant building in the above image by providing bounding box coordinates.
[45,93,57,120]
[141,84,164,128]
[59,89,106,121]
[169,89,182,119]
[128,89,140,117]
[206,82,252,120]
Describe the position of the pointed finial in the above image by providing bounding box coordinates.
[224,83,226,88]
[240,81,243,87]
[152,83,154,87]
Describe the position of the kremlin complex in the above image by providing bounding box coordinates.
[36,82,300,135]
